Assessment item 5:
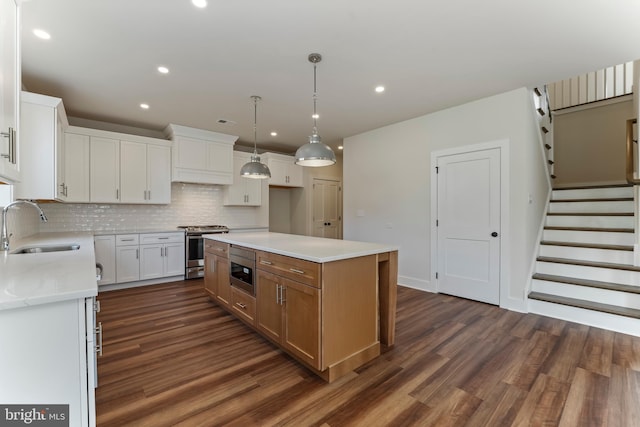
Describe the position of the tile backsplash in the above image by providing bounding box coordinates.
[6,182,268,239]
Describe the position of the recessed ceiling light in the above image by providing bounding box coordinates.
[33,29,51,40]
[192,0,207,8]
[140,103,150,110]
[375,86,385,93]
[338,146,344,150]
[157,66,169,74]
[270,131,277,137]
[312,113,319,119]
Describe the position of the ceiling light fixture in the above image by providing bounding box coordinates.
[192,0,207,8]
[157,66,169,74]
[240,96,271,179]
[295,53,336,167]
[140,103,149,109]
[375,85,385,93]
[33,29,51,40]
[270,131,277,137]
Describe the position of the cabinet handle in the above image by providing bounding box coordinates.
[116,189,119,200]
[276,284,280,304]
[121,238,134,242]
[148,190,151,200]
[136,249,139,259]
[281,286,286,304]
[94,300,101,313]
[160,247,164,257]
[64,184,68,197]
[236,302,247,309]
[289,268,305,274]
[260,260,273,265]
[1,127,12,160]
[159,237,169,240]
[95,322,103,357]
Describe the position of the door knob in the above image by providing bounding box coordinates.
[491,232,498,237]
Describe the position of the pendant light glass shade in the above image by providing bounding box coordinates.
[240,96,271,179]
[295,53,336,167]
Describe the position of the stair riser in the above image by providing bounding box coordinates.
[528,299,640,337]
[531,279,640,310]
[538,245,634,265]
[548,200,633,213]
[552,187,634,200]
[536,261,640,286]
[546,215,635,229]
[542,229,635,246]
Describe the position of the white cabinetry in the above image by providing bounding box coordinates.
[120,141,171,204]
[90,135,120,203]
[63,133,91,202]
[0,0,20,183]
[15,92,91,202]
[112,232,184,284]
[0,297,99,426]
[264,153,303,187]
[164,124,237,185]
[94,235,116,286]
[139,232,184,280]
[115,234,139,283]
[223,151,263,206]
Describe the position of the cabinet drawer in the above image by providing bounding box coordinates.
[205,240,229,258]
[230,286,256,325]
[256,251,320,288]
[116,234,139,246]
[139,232,184,245]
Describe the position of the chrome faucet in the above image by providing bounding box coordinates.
[1,200,48,251]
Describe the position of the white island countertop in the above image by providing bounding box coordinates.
[0,232,98,311]
[204,232,398,263]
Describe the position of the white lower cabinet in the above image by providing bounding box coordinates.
[115,234,140,283]
[139,233,185,280]
[0,296,100,427]
[110,232,184,284]
[94,235,116,285]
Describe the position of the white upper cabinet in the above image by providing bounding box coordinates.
[164,124,237,185]
[0,0,21,183]
[14,91,83,201]
[90,135,120,203]
[263,153,303,187]
[120,140,171,204]
[223,151,263,206]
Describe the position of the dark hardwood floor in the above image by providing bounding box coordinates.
[96,280,640,426]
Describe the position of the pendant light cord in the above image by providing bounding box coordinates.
[313,62,318,135]
[253,97,258,155]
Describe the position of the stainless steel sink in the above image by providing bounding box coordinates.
[11,244,80,254]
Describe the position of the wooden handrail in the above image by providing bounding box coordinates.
[626,118,639,185]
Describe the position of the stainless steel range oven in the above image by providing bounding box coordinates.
[177,225,229,279]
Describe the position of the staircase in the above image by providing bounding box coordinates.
[528,184,640,336]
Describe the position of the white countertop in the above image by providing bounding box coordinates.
[0,232,98,311]
[204,232,398,263]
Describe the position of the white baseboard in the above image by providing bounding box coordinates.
[398,275,434,292]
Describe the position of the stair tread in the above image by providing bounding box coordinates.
[537,256,640,272]
[553,184,633,190]
[540,241,633,251]
[550,197,633,203]
[547,212,633,216]
[532,273,640,294]
[544,226,634,233]
[528,291,640,319]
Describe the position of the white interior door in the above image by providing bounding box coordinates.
[312,178,341,239]
[437,148,501,305]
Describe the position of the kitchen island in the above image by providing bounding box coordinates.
[203,232,398,382]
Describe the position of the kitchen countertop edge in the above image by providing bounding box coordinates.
[204,232,398,263]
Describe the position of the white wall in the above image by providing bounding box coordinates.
[343,87,549,311]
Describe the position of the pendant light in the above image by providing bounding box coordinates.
[295,53,336,167]
[240,95,271,179]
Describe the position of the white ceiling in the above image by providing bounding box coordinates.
[20,0,640,153]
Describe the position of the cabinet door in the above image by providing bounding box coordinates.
[147,144,171,204]
[90,136,120,203]
[139,244,163,280]
[215,255,231,307]
[282,277,321,369]
[0,0,20,183]
[64,133,90,202]
[120,140,147,203]
[224,154,249,205]
[268,156,289,186]
[116,245,139,283]
[204,252,218,297]
[256,270,283,342]
[94,235,116,286]
[163,242,185,277]
[287,163,303,187]
[207,140,233,174]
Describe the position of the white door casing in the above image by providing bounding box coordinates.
[436,147,501,305]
